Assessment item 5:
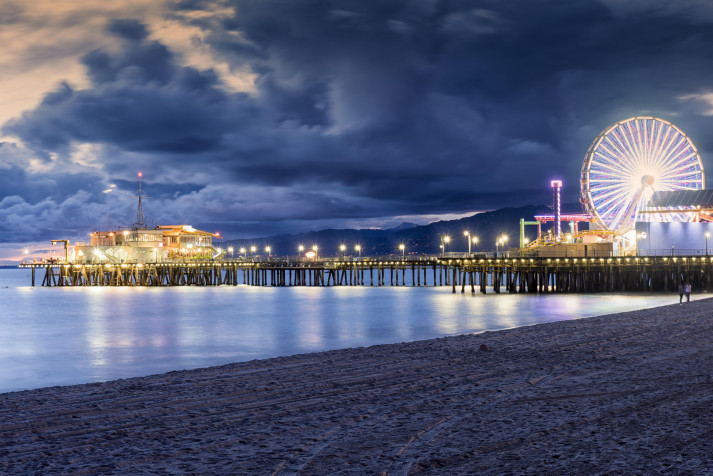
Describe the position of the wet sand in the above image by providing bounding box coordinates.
[2,298,713,474]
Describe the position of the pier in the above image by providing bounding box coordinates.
[19,255,713,293]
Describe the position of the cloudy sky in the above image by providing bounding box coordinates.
[3,0,713,262]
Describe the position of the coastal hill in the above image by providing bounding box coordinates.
[222,204,587,257]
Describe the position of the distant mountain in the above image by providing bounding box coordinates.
[389,222,417,231]
[222,204,587,258]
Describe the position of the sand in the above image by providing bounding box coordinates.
[2,298,713,474]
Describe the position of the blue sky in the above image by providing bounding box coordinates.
[2,0,713,262]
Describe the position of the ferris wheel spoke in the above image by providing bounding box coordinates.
[647,130,669,172]
[592,150,626,171]
[588,182,630,194]
[594,148,637,176]
[601,132,635,163]
[628,120,647,163]
[662,148,698,173]
[590,157,635,177]
[589,177,630,184]
[649,126,676,170]
[650,120,667,165]
[653,134,686,171]
[592,184,631,202]
[660,172,703,182]
[661,167,703,182]
[603,134,638,170]
[621,121,645,165]
[596,188,635,214]
[659,154,696,175]
[643,119,657,165]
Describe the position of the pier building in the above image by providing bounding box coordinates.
[73,225,221,264]
[66,174,223,264]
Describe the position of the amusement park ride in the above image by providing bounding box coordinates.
[524,116,707,254]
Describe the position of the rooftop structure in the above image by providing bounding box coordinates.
[70,175,222,263]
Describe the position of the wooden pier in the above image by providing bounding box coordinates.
[18,255,713,293]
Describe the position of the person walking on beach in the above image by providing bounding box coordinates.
[684,282,692,302]
[679,283,684,304]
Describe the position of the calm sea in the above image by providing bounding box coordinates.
[0,268,692,393]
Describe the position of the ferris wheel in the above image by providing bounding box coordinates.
[581,116,705,232]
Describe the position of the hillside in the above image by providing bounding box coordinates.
[222,204,587,258]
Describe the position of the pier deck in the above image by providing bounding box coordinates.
[18,255,713,293]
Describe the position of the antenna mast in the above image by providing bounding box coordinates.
[134,172,148,229]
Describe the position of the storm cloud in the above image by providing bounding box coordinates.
[3,0,713,252]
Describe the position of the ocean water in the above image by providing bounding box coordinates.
[0,268,694,393]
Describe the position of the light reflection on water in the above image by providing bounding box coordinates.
[0,269,696,393]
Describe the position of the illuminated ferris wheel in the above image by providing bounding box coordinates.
[581,116,705,232]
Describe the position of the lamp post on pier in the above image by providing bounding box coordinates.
[464,231,471,256]
[399,243,405,259]
[441,235,450,257]
[496,234,508,256]
[707,232,710,256]
[228,246,234,259]
[250,245,256,259]
[265,246,271,258]
[340,244,346,259]
[354,244,361,259]
[472,236,479,253]
[298,244,304,260]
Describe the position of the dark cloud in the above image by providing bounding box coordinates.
[4,0,713,244]
[3,24,235,156]
[106,18,150,42]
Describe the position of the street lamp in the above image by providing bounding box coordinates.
[298,244,304,259]
[265,245,271,257]
[340,243,346,259]
[472,236,479,252]
[707,232,710,255]
[464,231,471,255]
[312,245,318,259]
[228,246,234,258]
[239,247,246,258]
[250,245,256,258]
[399,243,405,259]
[354,244,362,259]
[496,235,508,255]
[441,235,451,257]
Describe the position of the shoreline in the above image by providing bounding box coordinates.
[2,299,713,473]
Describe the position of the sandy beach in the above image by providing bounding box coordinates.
[2,298,713,474]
